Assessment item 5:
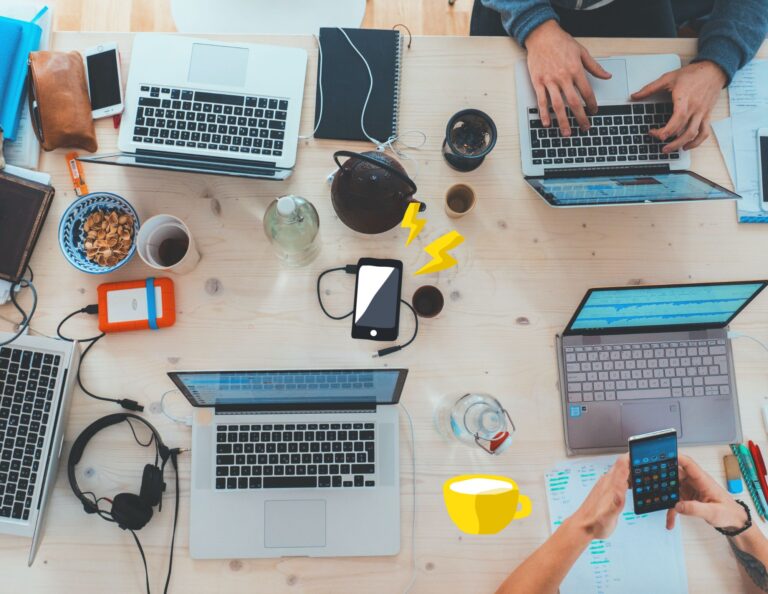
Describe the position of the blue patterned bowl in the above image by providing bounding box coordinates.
[58,192,140,274]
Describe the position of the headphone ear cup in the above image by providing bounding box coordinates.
[111,493,153,530]
[139,464,165,508]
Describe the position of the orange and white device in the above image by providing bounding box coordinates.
[97,277,176,333]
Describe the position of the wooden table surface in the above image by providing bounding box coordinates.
[2,32,767,594]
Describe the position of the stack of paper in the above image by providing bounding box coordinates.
[1,3,52,171]
[712,59,768,222]
[545,455,689,594]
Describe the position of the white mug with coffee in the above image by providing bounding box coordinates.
[136,214,200,274]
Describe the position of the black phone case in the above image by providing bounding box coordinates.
[351,258,402,342]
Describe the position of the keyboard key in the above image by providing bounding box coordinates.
[263,476,317,489]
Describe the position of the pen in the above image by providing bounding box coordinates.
[738,443,768,519]
[750,441,768,503]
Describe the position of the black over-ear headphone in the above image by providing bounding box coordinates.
[68,413,183,594]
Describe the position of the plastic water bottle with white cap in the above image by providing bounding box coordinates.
[263,195,321,267]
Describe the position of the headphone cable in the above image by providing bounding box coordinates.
[129,529,151,594]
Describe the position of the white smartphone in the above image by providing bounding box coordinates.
[759,128,768,210]
[83,43,124,119]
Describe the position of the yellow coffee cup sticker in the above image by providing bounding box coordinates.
[443,474,532,535]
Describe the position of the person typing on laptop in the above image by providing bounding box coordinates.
[495,455,768,594]
[475,0,768,153]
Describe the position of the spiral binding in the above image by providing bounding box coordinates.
[392,32,403,139]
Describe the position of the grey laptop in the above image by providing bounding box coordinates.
[0,333,79,565]
[556,281,767,455]
[168,368,406,559]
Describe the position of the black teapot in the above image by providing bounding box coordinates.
[331,150,425,234]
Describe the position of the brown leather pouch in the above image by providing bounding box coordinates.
[27,51,97,152]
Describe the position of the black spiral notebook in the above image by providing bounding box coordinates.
[314,28,403,142]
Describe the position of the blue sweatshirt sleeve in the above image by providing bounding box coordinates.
[480,0,560,46]
[693,0,768,84]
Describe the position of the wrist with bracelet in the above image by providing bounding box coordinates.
[715,499,752,537]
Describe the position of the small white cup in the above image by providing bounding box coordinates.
[136,214,200,275]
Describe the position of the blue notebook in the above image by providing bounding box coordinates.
[0,7,45,141]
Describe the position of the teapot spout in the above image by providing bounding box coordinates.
[409,199,426,212]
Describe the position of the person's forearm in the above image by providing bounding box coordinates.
[480,0,559,45]
[694,0,768,85]
[728,526,768,594]
[495,518,592,594]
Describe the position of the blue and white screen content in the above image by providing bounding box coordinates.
[530,172,733,206]
[176,370,402,406]
[570,283,764,331]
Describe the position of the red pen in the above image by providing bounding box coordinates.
[748,441,768,503]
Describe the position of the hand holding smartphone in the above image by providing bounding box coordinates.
[83,43,124,119]
[352,258,403,341]
[629,428,679,514]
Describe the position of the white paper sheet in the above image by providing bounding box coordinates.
[729,60,768,115]
[545,455,689,594]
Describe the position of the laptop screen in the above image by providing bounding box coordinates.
[564,282,767,335]
[168,369,408,408]
[526,171,738,207]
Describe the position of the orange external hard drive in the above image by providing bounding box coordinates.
[97,277,176,333]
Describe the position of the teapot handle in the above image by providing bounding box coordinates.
[333,150,418,195]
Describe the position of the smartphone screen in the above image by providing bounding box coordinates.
[629,428,679,514]
[352,259,402,341]
[86,49,121,111]
[760,134,768,204]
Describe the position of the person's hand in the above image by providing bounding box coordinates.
[666,454,749,531]
[631,60,727,153]
[569,455,629,539]
[525,20,611,137]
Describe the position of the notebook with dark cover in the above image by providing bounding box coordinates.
[0,169,54,283]
[314,28,403,142]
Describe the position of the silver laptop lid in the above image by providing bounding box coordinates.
[526,169,739,207]
[563,281,768,336]
[168,369,408,411]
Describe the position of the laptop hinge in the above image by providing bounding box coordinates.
[544,164,671,178]
[135,148,280,169]
[213,403,378,414]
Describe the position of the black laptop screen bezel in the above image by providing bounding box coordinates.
[167,368,409,411]
[525,168,740,207]
[563,280,768,336]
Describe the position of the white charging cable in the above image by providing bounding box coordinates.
[159,388,193,427]
[399,402,417,594]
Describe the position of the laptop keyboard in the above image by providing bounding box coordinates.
[132,85,288,157]
[0,347,61,521]
[215,422,376,490]
[528,103,682,166]
[564,339,729,402]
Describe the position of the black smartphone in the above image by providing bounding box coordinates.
[759,128,768,208]
[352,258,403,341]
[629,428,679,514]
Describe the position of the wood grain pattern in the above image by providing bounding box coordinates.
[1,31,767,594]
[43,0,473,35]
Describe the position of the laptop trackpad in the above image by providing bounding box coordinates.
[590,59,629,101]
[264,500,326,549]
[620,401,681,440]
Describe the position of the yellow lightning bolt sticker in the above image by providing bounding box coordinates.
[400,202,426,246]
[415,230,465,275]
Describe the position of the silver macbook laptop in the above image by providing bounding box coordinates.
[515,54,739,207]
[556,281,767,455]
[80,34,307,180]
[168,368,407,559]
[0,333,79,565]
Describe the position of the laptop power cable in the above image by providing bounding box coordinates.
[316,264,419,358]
[57,305,144,412]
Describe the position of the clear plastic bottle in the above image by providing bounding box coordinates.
[263,195,321,267]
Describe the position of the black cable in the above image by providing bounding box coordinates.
[130,529,151,594]
[57,306,144,412]
[316,266,356,320]
[163,450,181,594]
[0,266,37,347]
[374,299,418,358]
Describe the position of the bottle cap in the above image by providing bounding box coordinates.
[277,196,297,216]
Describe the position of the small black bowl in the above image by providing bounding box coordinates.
[413,286,445,318]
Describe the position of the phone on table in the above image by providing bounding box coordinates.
[352,258,403,341]
[83,43,124,119]
[628,428,679,514]
[758,128,768,210]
